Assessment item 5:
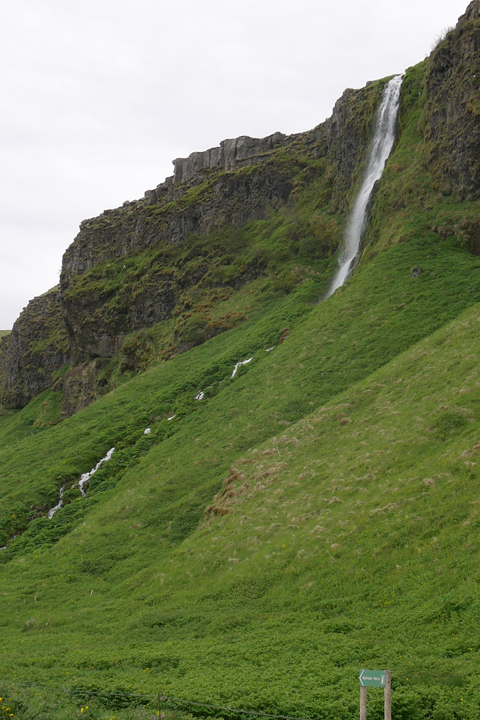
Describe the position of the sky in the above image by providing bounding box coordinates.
[0,0,471,329]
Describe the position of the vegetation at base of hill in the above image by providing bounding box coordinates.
[1,299,480,719]
[0,685,192,720]
[1,28,480,720]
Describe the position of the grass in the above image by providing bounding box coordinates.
[1,232,480,718]
[1,50,480,720]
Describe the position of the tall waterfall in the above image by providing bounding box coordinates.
[325,74,403,299]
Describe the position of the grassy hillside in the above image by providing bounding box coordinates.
[1,228,480,720]
[1,22,480,720]
[1,226,479,544]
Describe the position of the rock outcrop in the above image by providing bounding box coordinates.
[463,0,480,21]
[143,133,293,205]
[0,288,68,408]
[425,0,480,199]
[61,167,297,284]
[171,132,291,185]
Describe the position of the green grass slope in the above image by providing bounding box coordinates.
[1,228,479,544]
[1,230,480,719]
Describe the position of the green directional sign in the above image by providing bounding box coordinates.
[359,669,386,687]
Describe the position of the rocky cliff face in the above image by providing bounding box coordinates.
[169,132,292,186]
[425,0,480,199]
[0,288,68,408]
[61,167,297,283]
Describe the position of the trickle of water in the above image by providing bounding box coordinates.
[325,74,403,299]
[48,484,66,519]
[78,447,115,497]
[231,357,253,379]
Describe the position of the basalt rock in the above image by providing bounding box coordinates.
[60,360,105,418]
[170,132,291,185]
[0,287,68,409]
[61,165,296,285]
[425,0,480,199]
[62,267,177,365]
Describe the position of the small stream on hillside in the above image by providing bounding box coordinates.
[0,347,275,549]
[325,74,403,298]
[43,354,264,522]
[48,447,115,518]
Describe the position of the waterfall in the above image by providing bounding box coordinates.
[325,74,403,299]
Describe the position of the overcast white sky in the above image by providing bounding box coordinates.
[0,0,470,328]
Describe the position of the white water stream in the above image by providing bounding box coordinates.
[46,447,115,519]
[77,447,115,497]
[231,357,253,378]
[48,484,66,519]
[325,74,403,299]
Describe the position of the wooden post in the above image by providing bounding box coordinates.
[360,685,367,720]
[384,671,391,720]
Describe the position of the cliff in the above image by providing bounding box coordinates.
[1,0,479,414]
[0,287,68,408]
[425,0,480,199]
[60,80,384,286]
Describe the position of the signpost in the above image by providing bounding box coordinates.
[359,670,391,720]
[359,670,385,687]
